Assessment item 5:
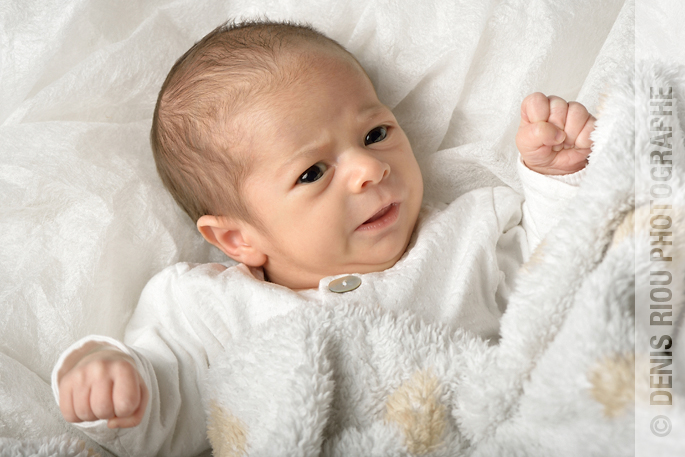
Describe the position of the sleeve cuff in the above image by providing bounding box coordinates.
[517,154,587,188]
[517,154,585,250]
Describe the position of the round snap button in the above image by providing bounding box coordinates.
[328,275,361,293]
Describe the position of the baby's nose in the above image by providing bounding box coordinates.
[346,149,390,192]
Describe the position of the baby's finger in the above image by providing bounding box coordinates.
[73,385,97,422]
[90,378,115,420]
[516,121,565,154]
[520,92,550,124]
[59,386,79,423]
[561,102,592,148]
[111,365,142,419]
[574,114,596,151]
[546,95,569,131]
[108,380,148,429]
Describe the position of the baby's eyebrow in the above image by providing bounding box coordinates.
[357,104,390,124]
[279,142,329,173]
[277,104,390,173]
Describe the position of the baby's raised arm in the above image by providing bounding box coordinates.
[57,344,148,429]
[516,92,596,175]
[52,263,229,456]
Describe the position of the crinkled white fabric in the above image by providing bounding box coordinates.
[1,0,629,451]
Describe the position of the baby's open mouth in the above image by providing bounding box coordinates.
[359,202,398,229]
[363,204,393,224]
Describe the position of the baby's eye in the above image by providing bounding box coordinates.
[297,162,328,184]
[364,126,388,146]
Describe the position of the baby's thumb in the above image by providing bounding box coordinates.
[540,122,565,146]
[516,121,565,154]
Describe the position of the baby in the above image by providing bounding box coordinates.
[52,20,595,455]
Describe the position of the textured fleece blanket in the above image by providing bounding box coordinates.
[202,62,685,456]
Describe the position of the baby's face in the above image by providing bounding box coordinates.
[235,48,423,289]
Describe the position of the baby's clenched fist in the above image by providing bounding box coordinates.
[516,92,596,175]
[58,347,148,429]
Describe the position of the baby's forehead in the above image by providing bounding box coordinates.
[209,43,372,167]
[212,43,353,109]
[224,47,364,116]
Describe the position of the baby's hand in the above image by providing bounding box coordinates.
[516,92,596,175]
[58,347,148,429]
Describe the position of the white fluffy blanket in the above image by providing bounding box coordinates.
[1,0,681,455]
[202,62,685,456]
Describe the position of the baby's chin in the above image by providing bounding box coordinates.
[268,250,408,291]
[266,225,417,290]
[356,247,409,274]
[336,234,414,276]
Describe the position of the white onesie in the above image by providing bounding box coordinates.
[52,158,584,457]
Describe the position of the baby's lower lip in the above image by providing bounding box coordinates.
[356,203,399,231]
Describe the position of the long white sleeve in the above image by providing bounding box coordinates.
[516,155,586,251]
[52,267,214,457]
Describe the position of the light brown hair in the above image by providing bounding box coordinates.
[150,19,354,225]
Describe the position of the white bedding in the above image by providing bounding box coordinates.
[0,0,675,454]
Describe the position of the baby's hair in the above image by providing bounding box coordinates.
[150,19,355,226]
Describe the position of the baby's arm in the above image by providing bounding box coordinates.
[513,93,595,251]
[515,92,596,175]
[57,344,148,429]
[52,264,218,456]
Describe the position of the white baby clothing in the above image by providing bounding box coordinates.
[51,157,584,457]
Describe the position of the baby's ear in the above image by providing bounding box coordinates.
[197,215,267,267]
